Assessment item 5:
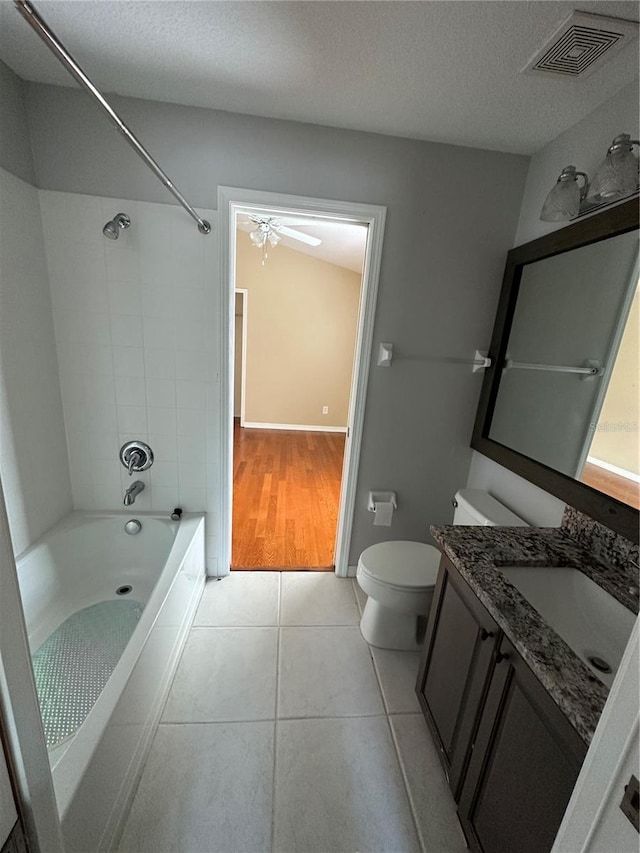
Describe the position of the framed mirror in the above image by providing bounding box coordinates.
[472,199,639,543]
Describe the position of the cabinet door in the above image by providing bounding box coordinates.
[416,558,499,799]
[458,637,587,853]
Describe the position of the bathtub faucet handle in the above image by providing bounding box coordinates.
[120,441,154,476]
[171,507,183,521]
[127,450,142,475]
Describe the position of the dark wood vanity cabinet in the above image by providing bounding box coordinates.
[458,634,587,853]
[416,557,500,799]
[417,558,588,853]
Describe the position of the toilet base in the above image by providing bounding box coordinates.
[359,597,426,651]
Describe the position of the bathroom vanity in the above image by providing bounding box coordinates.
[415,514,638,853]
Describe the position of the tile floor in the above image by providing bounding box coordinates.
[118,572,466,853]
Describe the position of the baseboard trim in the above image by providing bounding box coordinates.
[242,422,348,433]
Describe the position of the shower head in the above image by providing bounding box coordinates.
[103,213,131,240]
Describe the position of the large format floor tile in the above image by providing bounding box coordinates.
[274,716,420,853]
[162,628,277,722]
[194,571,280,626]
[118,721,274,853]
[372,647,422,713]
[391,714,467,853]
[278,626,384,718]
[280,572,359,625]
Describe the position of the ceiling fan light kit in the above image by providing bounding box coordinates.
[247,215,321,264]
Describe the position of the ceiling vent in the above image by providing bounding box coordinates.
[523,11,638,78]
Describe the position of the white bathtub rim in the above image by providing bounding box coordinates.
[14,509,180,565]
[42,513,205,819]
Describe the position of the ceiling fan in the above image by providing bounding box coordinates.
[242,215,322,264]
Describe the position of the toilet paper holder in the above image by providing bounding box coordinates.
[367,491,398,513]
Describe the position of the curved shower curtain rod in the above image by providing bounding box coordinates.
[14,0,211,236]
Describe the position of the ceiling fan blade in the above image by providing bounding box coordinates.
[277,225,322,247]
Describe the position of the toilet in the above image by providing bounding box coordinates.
[356,489,528,650]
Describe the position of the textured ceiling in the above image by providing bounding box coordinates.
[0,1,638,155]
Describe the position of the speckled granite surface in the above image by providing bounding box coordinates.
[429,523,639,745]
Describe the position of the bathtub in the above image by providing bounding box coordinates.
[15,510,206,852]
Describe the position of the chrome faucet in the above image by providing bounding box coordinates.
[123,481,145,506]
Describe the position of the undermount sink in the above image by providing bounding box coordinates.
[500,566,636,688]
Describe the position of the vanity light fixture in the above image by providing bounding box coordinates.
[589,133,640,201]
[540,133,640,222]
[540,166,589,222]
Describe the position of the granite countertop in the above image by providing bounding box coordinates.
[429,524,639,745]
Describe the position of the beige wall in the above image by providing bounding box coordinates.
[589,288,639,475]
[234,293,243,418]
[236,231,361,427]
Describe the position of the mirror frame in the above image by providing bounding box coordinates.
[472,198,639,543]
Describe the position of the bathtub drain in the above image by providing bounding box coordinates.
[116,585,133,596]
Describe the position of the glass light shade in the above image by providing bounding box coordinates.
[540,167,583,222]
[589,135,639,201]
[249,228,265,247]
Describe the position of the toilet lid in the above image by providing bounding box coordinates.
[358,541,441,589]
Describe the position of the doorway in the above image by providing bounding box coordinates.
[219,188,386,576]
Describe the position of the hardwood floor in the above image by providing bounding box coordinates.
[232,427,346,570]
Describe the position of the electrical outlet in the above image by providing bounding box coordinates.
[322,406,329,415]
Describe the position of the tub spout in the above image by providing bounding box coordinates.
[124,481,145,506]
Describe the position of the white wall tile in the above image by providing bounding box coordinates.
[140,283,176,320]
[150,486,177,512]
[150,461,178,488]
[108,280,141,316]
[111,314,143,347]
[177,408,205,439]
[177,434,206,463]
[147,407,177,435]
[38,192,220,557]
[85,402,118,434]
[175,349,206,381]
[148,433,178,461]
[145,378,176,408]
[112,346,144,377]
[80,344,114,376]
[178,486,206,511]
[142,317,174,350]
[144,348,175,379]
[115,376,146,407]
[176,380,205,410]
[179,462,206,489]
[117,405,148,434]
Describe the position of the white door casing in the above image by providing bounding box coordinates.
[218,187,386,575]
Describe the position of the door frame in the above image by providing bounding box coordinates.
[218,186,386,576]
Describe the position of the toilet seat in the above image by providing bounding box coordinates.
[357,541,440,591]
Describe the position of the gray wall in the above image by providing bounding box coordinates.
[23,83,528,562]
[467,80,640,527]
[0,60,35,185]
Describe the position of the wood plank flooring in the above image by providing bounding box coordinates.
[232,427,346,570]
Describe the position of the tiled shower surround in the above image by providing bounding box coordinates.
[39,191,221,571]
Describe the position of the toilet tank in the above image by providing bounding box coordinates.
[453,489,528,527]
